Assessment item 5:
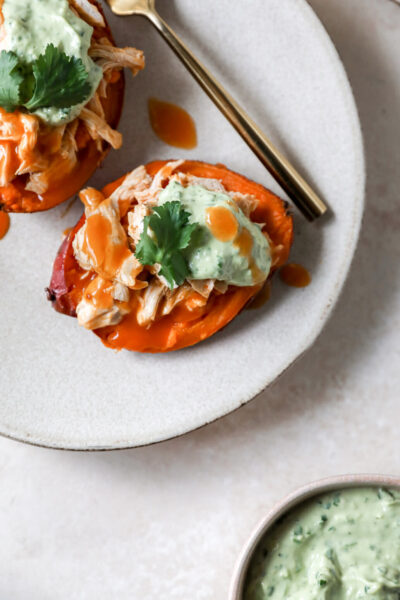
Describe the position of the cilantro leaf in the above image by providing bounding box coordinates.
[135,201,197,289]
[24,44,91,111]
[0,45,91,115]
[0,51,24,112]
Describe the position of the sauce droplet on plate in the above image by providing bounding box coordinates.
[280,263,311,288]
[0,210,10,240]
[206,206,238,242]
[248,281,271,309]
[148,97,197,149]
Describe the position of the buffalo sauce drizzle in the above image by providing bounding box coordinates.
[280,263,311,288]
[83,276,114,310]
[0,111,26,179]
[206,207,266,285]
[148,98,197,150]
[234,225,265,284]
[82,204,132,278]
[0,210,10,239]
[206,205,238,242]
[72,204,139,312]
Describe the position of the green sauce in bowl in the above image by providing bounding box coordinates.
[244,487,400,599]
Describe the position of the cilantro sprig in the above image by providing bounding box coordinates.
[0,51,24,112]
[0,44,91,114]
[135,201,198,289]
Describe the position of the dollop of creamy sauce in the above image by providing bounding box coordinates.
[1,0,102,125]
[244,487,400,600]
[158,181,271,286]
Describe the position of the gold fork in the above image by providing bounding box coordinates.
[105,0,328,221]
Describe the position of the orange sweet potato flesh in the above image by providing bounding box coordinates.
[0,0,124,214]
[48,160,293,353]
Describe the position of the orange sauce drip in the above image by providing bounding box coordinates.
[0,141,19,180]
[84,277,114,310]
[148,97,197,149]
[234,226,265,285]
[0,210,10,240]
[250,263,266,284]
[248,281,271,309]
[84,213,111,266]
[63,227,72,237]
[69,269,97,309]
[280,263,311,288]
[234,227,253,258]
[83,210,132,278]
[206,206,238,242]
[79,188,105,211]
[0,109,38,180]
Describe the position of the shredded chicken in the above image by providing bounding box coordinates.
[79,187,106,211]
[79,107,122,150]
[170,172,259,216]
[127,203,151,245]
[0,112,33,141]
[26,125,78,193]
[90,38,145,77]
[136,279,167,327]
[0,143,15,187]
[264,231,284,269]
[73,196,144,288]
[0,110,48,184]
[214,280,229,294]
[110,165,152,204]
[112,282,130,303]
[172,173,226,194]
[230,192,259,217]
[69,0,105,28]
[188,279,215,299]
[144,160,184,204]
[159,284,193,317]
[76,276,130,330]
[86,92,105,120]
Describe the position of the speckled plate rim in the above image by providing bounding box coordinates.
[0,0,365,451]
[229,474,400,600]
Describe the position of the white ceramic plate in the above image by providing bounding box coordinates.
[0,0,364,450]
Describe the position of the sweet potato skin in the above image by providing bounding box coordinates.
[48,160,294,352]
[47,215,86,316]
[0,0,125,214]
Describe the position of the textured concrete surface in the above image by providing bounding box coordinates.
[0,0,399,597]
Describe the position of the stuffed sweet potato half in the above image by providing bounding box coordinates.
[0,0,144,213]
[47,160,293,353]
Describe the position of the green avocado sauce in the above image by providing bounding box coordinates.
[158,181,271,286]
[244,487,400,600]
[2,0,102,125]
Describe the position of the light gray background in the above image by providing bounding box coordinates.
[0,0,399,597]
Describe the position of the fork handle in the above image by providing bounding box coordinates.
[145,9,327,221]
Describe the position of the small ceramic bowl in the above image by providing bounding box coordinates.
[229,473,400,600]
